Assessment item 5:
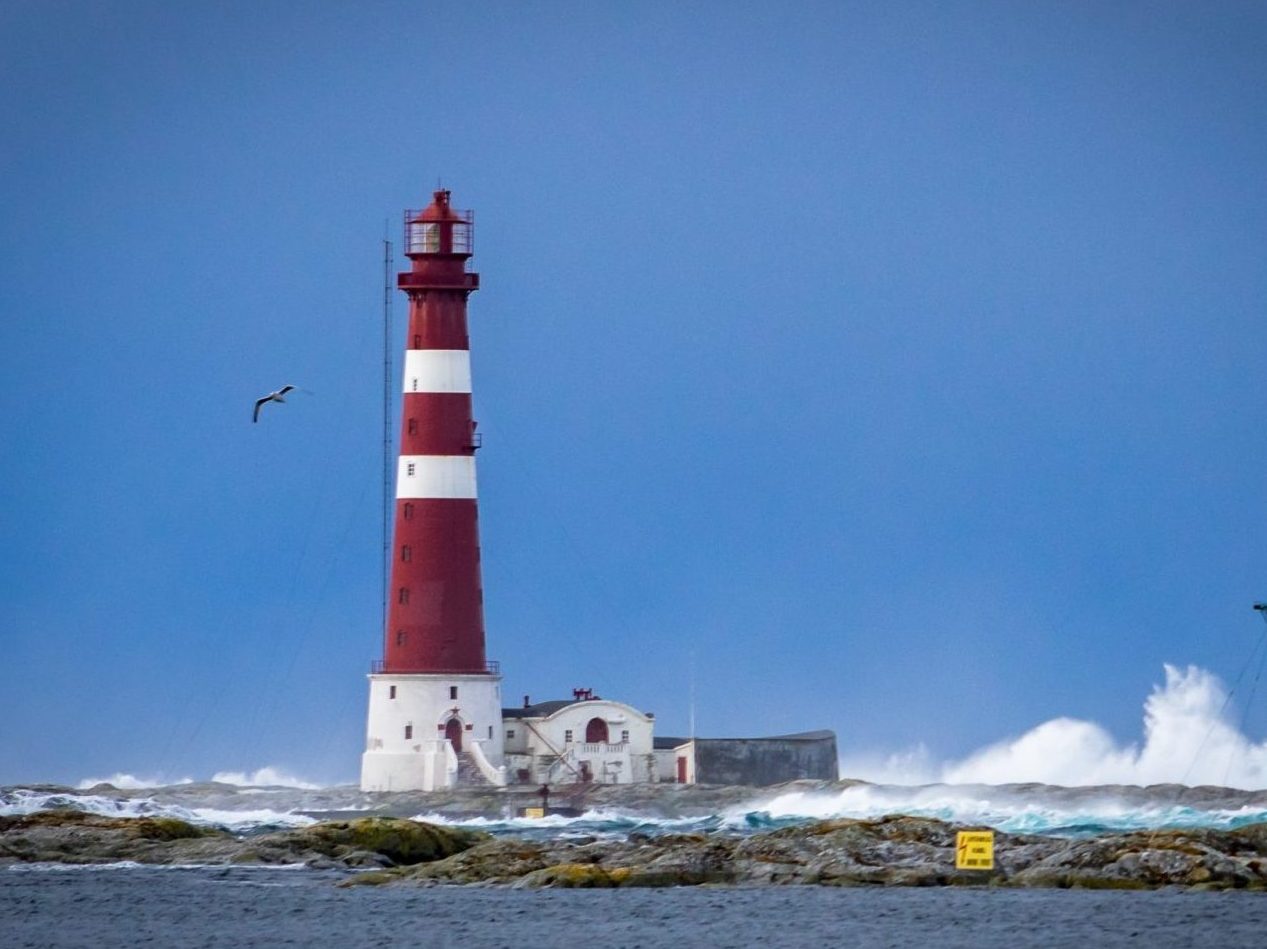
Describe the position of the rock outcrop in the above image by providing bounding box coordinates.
[0,812,483,869]
[346,816,1267,891]
[5,810,1267,890]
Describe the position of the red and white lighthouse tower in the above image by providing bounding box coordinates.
[361,190,506,792]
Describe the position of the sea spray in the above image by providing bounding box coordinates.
[7,781,1267,839]
[842,664,1267,789]
[0,788,316,833]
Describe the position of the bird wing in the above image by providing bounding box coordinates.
[278,385,296,395]
[253,396,269,423]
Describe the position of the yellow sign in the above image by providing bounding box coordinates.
[955,830,995,870]
[522,807,546,819]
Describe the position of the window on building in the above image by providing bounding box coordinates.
[621,730,630,743]
[406,462,416,476]
[488,725,493,739]
[449,686,458,700]
[403,503,414,520]
[564,729,573,743]
[401,545,411,562]
[404,724,413,740]
[411,378,419,391]
[506,729,515,739]
[408,418,418,435]
[398,588,409,604]
[413,334,422,348]
[389,685,397,699]
[396,630,405,646]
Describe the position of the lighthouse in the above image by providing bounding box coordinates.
[360,190,506,792]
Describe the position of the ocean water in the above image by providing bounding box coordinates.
[2,865,1264,949]
[6,783,1267,838]
[5,783,1267,946]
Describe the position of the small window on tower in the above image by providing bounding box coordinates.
[398,588,409,604]
[506,729,515,739]
[406,462,416,476]
[403,502,414,520]
[449,686,458,700]
[396,630,405,646]
[414,334,422,348]
[411,378,419,392]
[564,729,573,743]
[389,685,397,699]
[401,546,411,562]
[488,725,493,739]
[404,724,413,740]
[408,418,418,435]
[621,730,630,743]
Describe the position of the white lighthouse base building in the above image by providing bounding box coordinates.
[361,673,507,792]
[360,679,840,791]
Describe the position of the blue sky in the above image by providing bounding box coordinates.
[2,1,1266,786]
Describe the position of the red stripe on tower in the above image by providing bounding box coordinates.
[382,190,490,675]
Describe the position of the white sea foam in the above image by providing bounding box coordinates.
[842,664,1267,790]
[73,766,324,791]
[0,789,315,832]
[411,807,707,838]
[210,767,323,790]
[75,774,194,790]
[736,784,1267,835]
[5,861,313,873]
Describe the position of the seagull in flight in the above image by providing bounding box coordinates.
[253,385,297,423]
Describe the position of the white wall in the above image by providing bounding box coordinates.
[360,673,504,792]
[503,699,657,785]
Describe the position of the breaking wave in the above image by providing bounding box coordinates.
[743,785,1267,836]
[76,774,194,790]
[0,788,316,833]
[209,768,323,790]
[74,767,323,792]
[842,665,1267,789]
[412,791,1267,840]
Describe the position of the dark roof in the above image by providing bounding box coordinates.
[653,736,688,750]
[502,699,579,720]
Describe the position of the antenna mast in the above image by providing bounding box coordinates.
[689,648,696,740]
[382,231,393,646]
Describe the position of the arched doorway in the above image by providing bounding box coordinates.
[584,717,608,744]
[444,718,463,753]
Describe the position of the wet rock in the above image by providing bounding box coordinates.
[353,817,1267,890]
[7,806,1267,891]
[0,812,481,869]
[264,817,484,866]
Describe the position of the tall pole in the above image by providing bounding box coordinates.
[382,233,393,651]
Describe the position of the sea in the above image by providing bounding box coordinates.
[4,781,1267,948]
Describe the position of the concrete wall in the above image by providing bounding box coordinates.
[688,732,838,786]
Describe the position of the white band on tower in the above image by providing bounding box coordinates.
[397,455,478,499]
[403,349,472,394]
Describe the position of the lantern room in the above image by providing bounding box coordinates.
[404,190,474,257]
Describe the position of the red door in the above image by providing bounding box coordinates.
[676,756,687,783]
[584,717,609,744]
[445,718,463,753]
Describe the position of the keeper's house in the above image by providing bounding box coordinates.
[501,690,838,787]
[502,691,657,785]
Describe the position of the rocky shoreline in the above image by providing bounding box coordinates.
[4,810,1267,891]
